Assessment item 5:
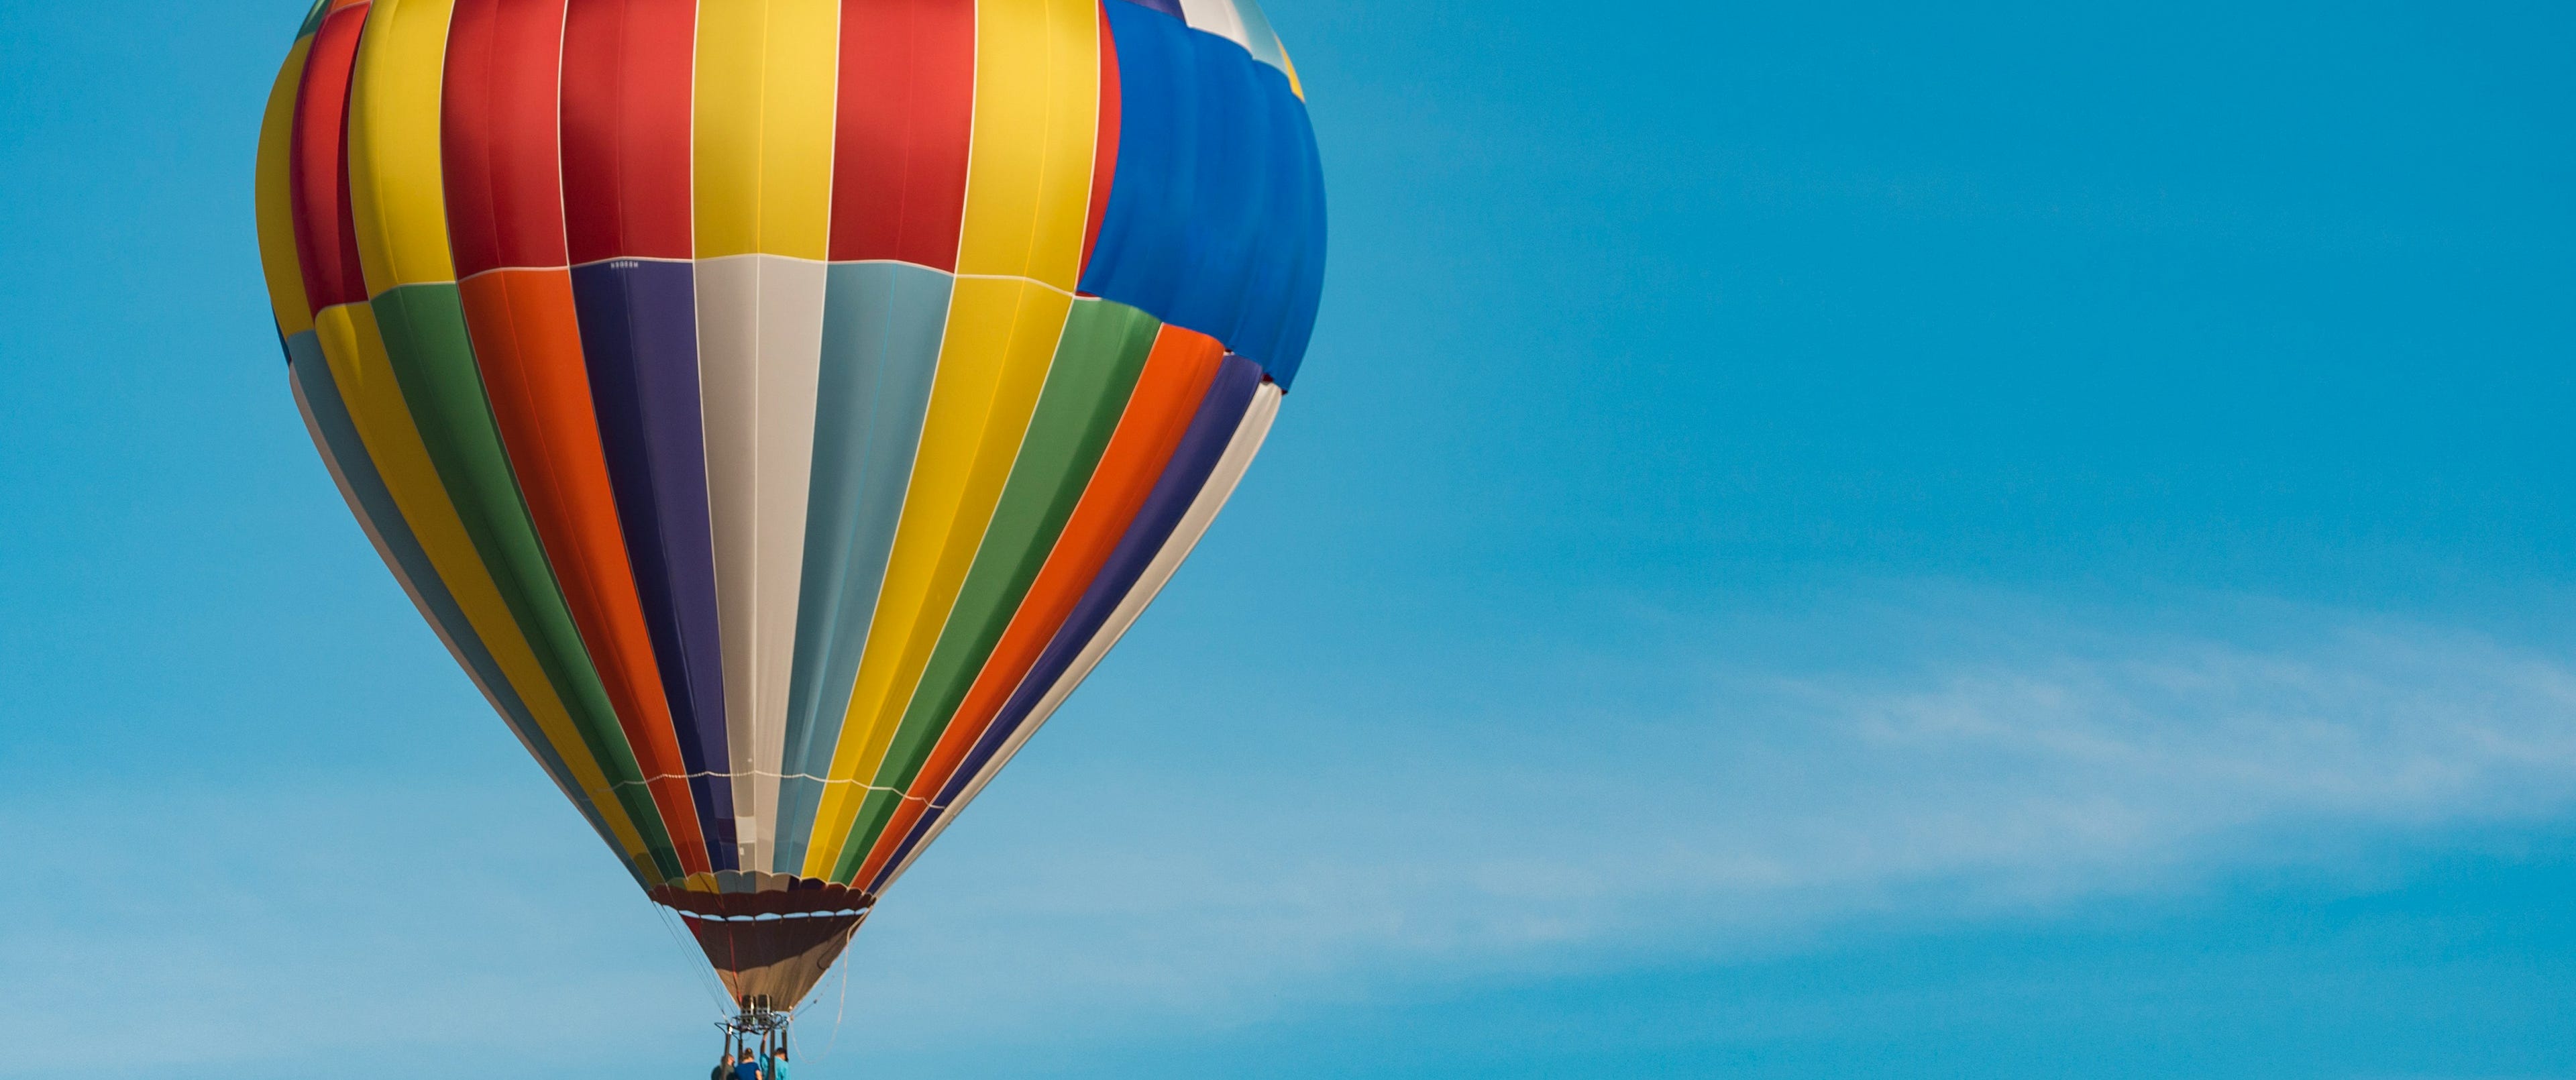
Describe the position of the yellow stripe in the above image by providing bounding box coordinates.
[254,36,317,339]
[803,0,1102,877]
[1280,44,1304,99]
[311,303,657,871]
[347,0,458,291]
[953,0,1100,289]
[692,0,841,260]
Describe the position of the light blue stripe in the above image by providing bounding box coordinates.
[773,262,954,875]
[1229,0,1289,72]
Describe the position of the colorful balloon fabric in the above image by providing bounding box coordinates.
[253,0,1323,1010]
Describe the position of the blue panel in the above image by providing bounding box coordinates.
[568,258,739,871]
[773,261,955,875]
[1085,2,1327,388]
[288,329,639,883]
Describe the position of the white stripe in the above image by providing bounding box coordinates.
[802,0,849,879]
[696,252,828,871]
[882,382,1283,889]
[1228,0,1291,73]
[1177,0,1250,50]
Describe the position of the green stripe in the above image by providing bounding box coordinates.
[833,299,1162,882]
[370,284,685,883]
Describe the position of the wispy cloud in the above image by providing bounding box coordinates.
[840,592,2576,1048]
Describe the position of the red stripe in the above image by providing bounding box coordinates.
[561,0,696,263]
[826,0,976,268]
[1080,2,1122,279]
[287,3,372,312]
[443,0,571,276]
[845,325,1228,888]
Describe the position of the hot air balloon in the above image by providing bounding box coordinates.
[250,0,1323,1043]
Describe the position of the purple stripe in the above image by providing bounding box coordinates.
[569,258,739,871]
[862,354,1263,892]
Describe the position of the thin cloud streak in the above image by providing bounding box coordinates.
[841,595,2576,1048]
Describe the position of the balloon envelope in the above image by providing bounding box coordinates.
[254,0,1322,1009]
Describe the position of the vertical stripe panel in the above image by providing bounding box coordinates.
[952,0,1100,289]
[693,0,840,260]
[826,0,976,268]
[696,256,828,873]
[692,0,843,868]
[561,0,696,263]
[287,3,370,313]
[800,0,1104,879]
[346,0,460,293]
[569,261,739,869]
[441,0,570,275]
[772,263,952,874]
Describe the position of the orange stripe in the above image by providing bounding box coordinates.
[454,268,711,874]
[845,324,1225,888]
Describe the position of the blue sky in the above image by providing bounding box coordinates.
[3,1,2572,1076]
